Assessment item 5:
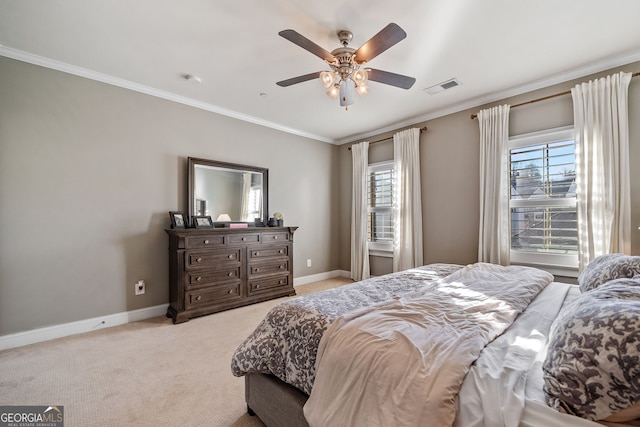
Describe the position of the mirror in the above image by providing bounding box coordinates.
[188,157,268,225]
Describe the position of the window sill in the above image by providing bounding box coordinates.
[511,261,579,278]
[510,251,578,277]
[369,249,393,258]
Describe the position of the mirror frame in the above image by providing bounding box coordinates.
[187,157,269,225]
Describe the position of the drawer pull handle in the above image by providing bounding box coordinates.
[228,289,234,294]
[256,284,260,289]
[196,295,202,301]
[228,272,233,277]
[279,249,284,254]
[273,236,278,239]
[228,255,234,259]
[254,268,259,273]
[196,276,202,282]
[204,239,209,245]
[254,252,259,256]
[279,280,284,284]
[280,265,285,269]
[242,237,246,241]
[196,257,202,263]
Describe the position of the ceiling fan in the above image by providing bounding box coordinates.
[276,23,416,109]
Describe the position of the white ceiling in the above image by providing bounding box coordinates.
[1,0,640,144]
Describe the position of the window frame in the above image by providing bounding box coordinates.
[367,160,394,257]
[508,125,578,276]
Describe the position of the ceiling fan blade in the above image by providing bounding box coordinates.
[279,30,336,62]
[276,72,322,87]
[354,23,407,64]
[367,69,416,89]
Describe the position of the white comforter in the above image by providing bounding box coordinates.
[303,263,553,427]
[458,281,640,427]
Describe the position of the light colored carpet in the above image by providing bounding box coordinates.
[0,277,352,427]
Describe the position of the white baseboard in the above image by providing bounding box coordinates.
[293,269,351,286]
[0,270,352,351]
[0,304,169,352]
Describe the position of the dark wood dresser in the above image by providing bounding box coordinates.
[165,226,298,323]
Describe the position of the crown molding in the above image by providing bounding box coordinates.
[3,45,639,146]
[337,49,640,145]
[0,45,333,144]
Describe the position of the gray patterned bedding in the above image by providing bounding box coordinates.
[543,277,640,421]
[231,263,463,394]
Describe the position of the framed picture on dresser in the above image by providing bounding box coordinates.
[193,215,214,228]
[169,211,188,228]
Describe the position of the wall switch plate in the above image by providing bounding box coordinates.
[135,280,145,295]
[307,259,312,267]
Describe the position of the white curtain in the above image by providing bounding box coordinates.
[477,104,511,265]
[351,141,370,281]
[572,71,632,271]
[240,172,252,221]
[393,128,423,272]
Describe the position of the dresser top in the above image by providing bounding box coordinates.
[165,226,298,236]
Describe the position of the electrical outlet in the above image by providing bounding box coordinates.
[307,259,312,267]
[135,280,146,295]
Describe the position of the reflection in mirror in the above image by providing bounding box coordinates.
[195,199,207,216]
[188,158,268,225]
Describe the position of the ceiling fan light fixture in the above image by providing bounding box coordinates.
[319,71,337,89]
[326,83,340,100]
[352,69,368,86]
[356,84,369,96]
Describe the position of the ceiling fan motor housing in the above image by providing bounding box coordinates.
[337,30,353,46]
[330,46,359,80]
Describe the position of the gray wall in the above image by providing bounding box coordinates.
[338,61,640,275]
[0,56,341,335]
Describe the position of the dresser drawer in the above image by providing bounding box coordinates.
[248,259,289,276]
[228,233,260,245]
[249,244,289,259]
[248,275,290,296]
[262,231,290,243]
[186,283,242,308]
[185,248,242,270]
[186,267,240,287]
[185,234,225,249]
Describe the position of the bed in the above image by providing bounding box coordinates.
[231,257,640,427]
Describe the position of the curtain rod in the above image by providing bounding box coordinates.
[470,71,640,120]
[347,126,427,150]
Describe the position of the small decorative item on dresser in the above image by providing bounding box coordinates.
[169,211,188,228]
[192,215,214,228]
[273,212,284,227]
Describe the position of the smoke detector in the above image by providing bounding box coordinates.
[184,74,202,84]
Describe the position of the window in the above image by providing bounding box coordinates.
[509,126,578,272]
[247,187,262,219]
[367,161,394,254]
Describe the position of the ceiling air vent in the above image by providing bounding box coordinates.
[423,78,462,95]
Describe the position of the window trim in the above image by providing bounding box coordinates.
[508,125,578,273]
